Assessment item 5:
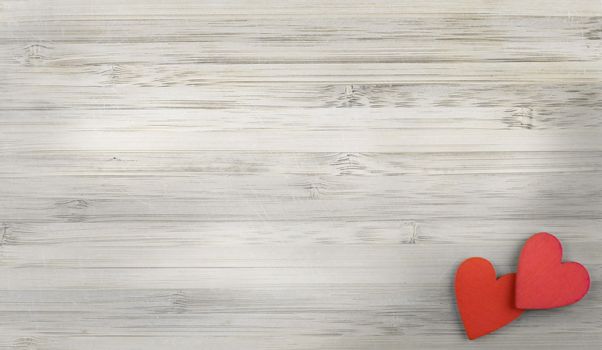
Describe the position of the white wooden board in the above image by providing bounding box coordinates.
[1,1,601,348]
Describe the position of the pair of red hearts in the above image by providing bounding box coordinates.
[455,232,590,340]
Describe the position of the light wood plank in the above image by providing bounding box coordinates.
[1,0,601,349]
[2,0,602,17]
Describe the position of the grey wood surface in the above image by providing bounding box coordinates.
[1,1,601,349]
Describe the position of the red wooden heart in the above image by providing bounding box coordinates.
[455,257,524,340]
[516,232,590,309]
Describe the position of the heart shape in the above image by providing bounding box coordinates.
[516,232,590,309]
[455,257,524,340]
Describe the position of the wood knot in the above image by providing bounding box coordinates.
[402,221,419,244]
[57,199,89,209]
[23,44,51,65]
[56,200,90,222]
[336,84,365,107]
[0,224,16,246]
[505,107,535,129]
[169,290,189,313]
[331,152,366,175]
[14,336,42,350]
[306,182,323,199]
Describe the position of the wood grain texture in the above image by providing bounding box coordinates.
[1,1,601,349]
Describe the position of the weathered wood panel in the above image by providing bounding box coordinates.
[0,1,601,349]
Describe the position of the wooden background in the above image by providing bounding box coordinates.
[1,0,601,348]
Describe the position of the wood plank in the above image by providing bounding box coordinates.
[2,0,602,17]
[2,81,601,112]
[3,62,602,87]
[1,112,601,153]
[3,219,602,247]
[1,150,602,223]
[2,16,600,63]
[0,288,598,349]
